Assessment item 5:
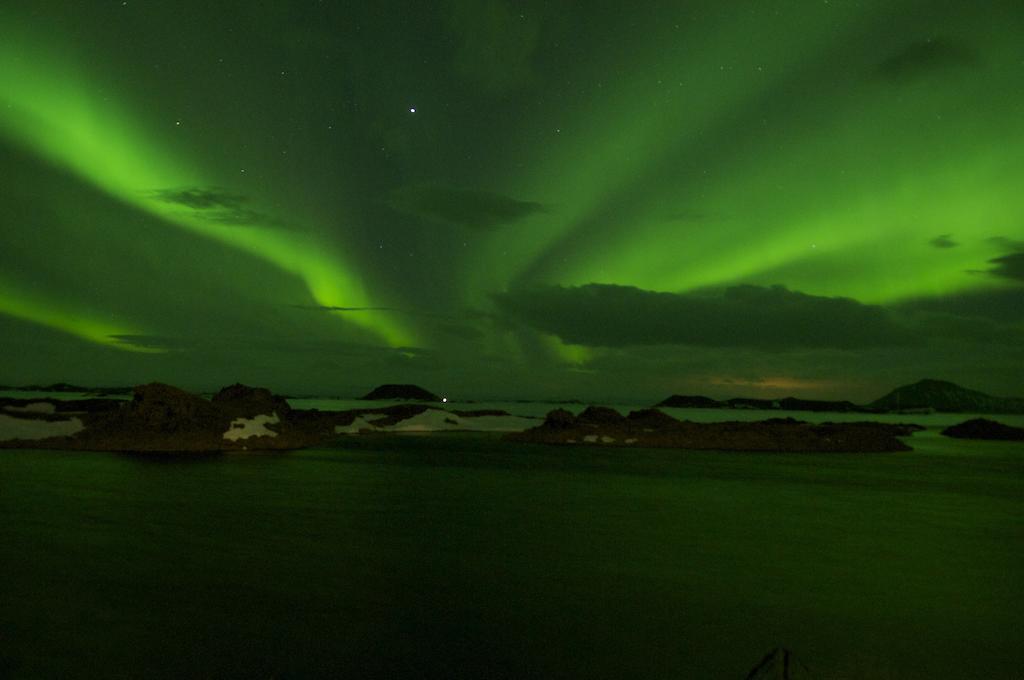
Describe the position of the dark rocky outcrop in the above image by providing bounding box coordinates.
[212,383,292,418]
[626,408,681,429]
[655,395,724,409]
[124,383,223,432]
[575,405,625,426]
[1,384,524,452]
[941,418,1024,441]
[361,384,441,401]
[505,407,917,452]
[870,379,1024,414]
[542,408,576,429]
[2,383,321,452]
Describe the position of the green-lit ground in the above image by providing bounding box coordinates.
[1,432,1021,678]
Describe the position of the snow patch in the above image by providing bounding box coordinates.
[0,414,83,441]
[3,402,56,414]
[334,416,381,434]
[334,409,537,434]
[223,412,280,441]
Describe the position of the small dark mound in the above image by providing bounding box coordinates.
[576,406,624,425]
[655,395,723,408]
[212,383,291,417]
[542,408,576,428]
[626,408,679,429]
[361,384,441,401]
[941,418,1024,441]
[778,397,861,413]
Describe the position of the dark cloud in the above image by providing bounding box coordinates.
[493,284,917,350]
[985,252,1024,281]
[154,188,245,210]
[388,184,545,229]
[875,38,978,82]
[152,187,274,226]
[902,312,1022,346]
[896,287,1024,323]
[929,234,958,249]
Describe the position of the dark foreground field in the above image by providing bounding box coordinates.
[1,432,1021,678]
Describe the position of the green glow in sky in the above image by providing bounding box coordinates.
[0,31,413,348]
[0,1,1022,398]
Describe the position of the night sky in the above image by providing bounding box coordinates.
[1,1,1022,401]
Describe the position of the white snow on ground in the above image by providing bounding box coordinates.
[335,409,538,434]
[334,416,384,434]
[3,402,57,414]
[0,414,83,441]
[223,413,280,441]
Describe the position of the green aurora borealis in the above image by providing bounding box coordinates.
[1,1,1022,400]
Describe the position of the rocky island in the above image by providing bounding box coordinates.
[505,406,922,452]
[941,418,1024,441]
[0,383,531,452]
[0,382,927,453]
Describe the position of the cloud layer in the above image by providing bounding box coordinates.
[389,184,545,229]
[494,284,917,350]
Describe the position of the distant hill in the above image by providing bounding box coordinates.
[361,384,441,401]
[4,383,132,395]
[778,397,865,413]
[654,394,868,413]
[655,395,723,408]
[869,379,1024,414]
